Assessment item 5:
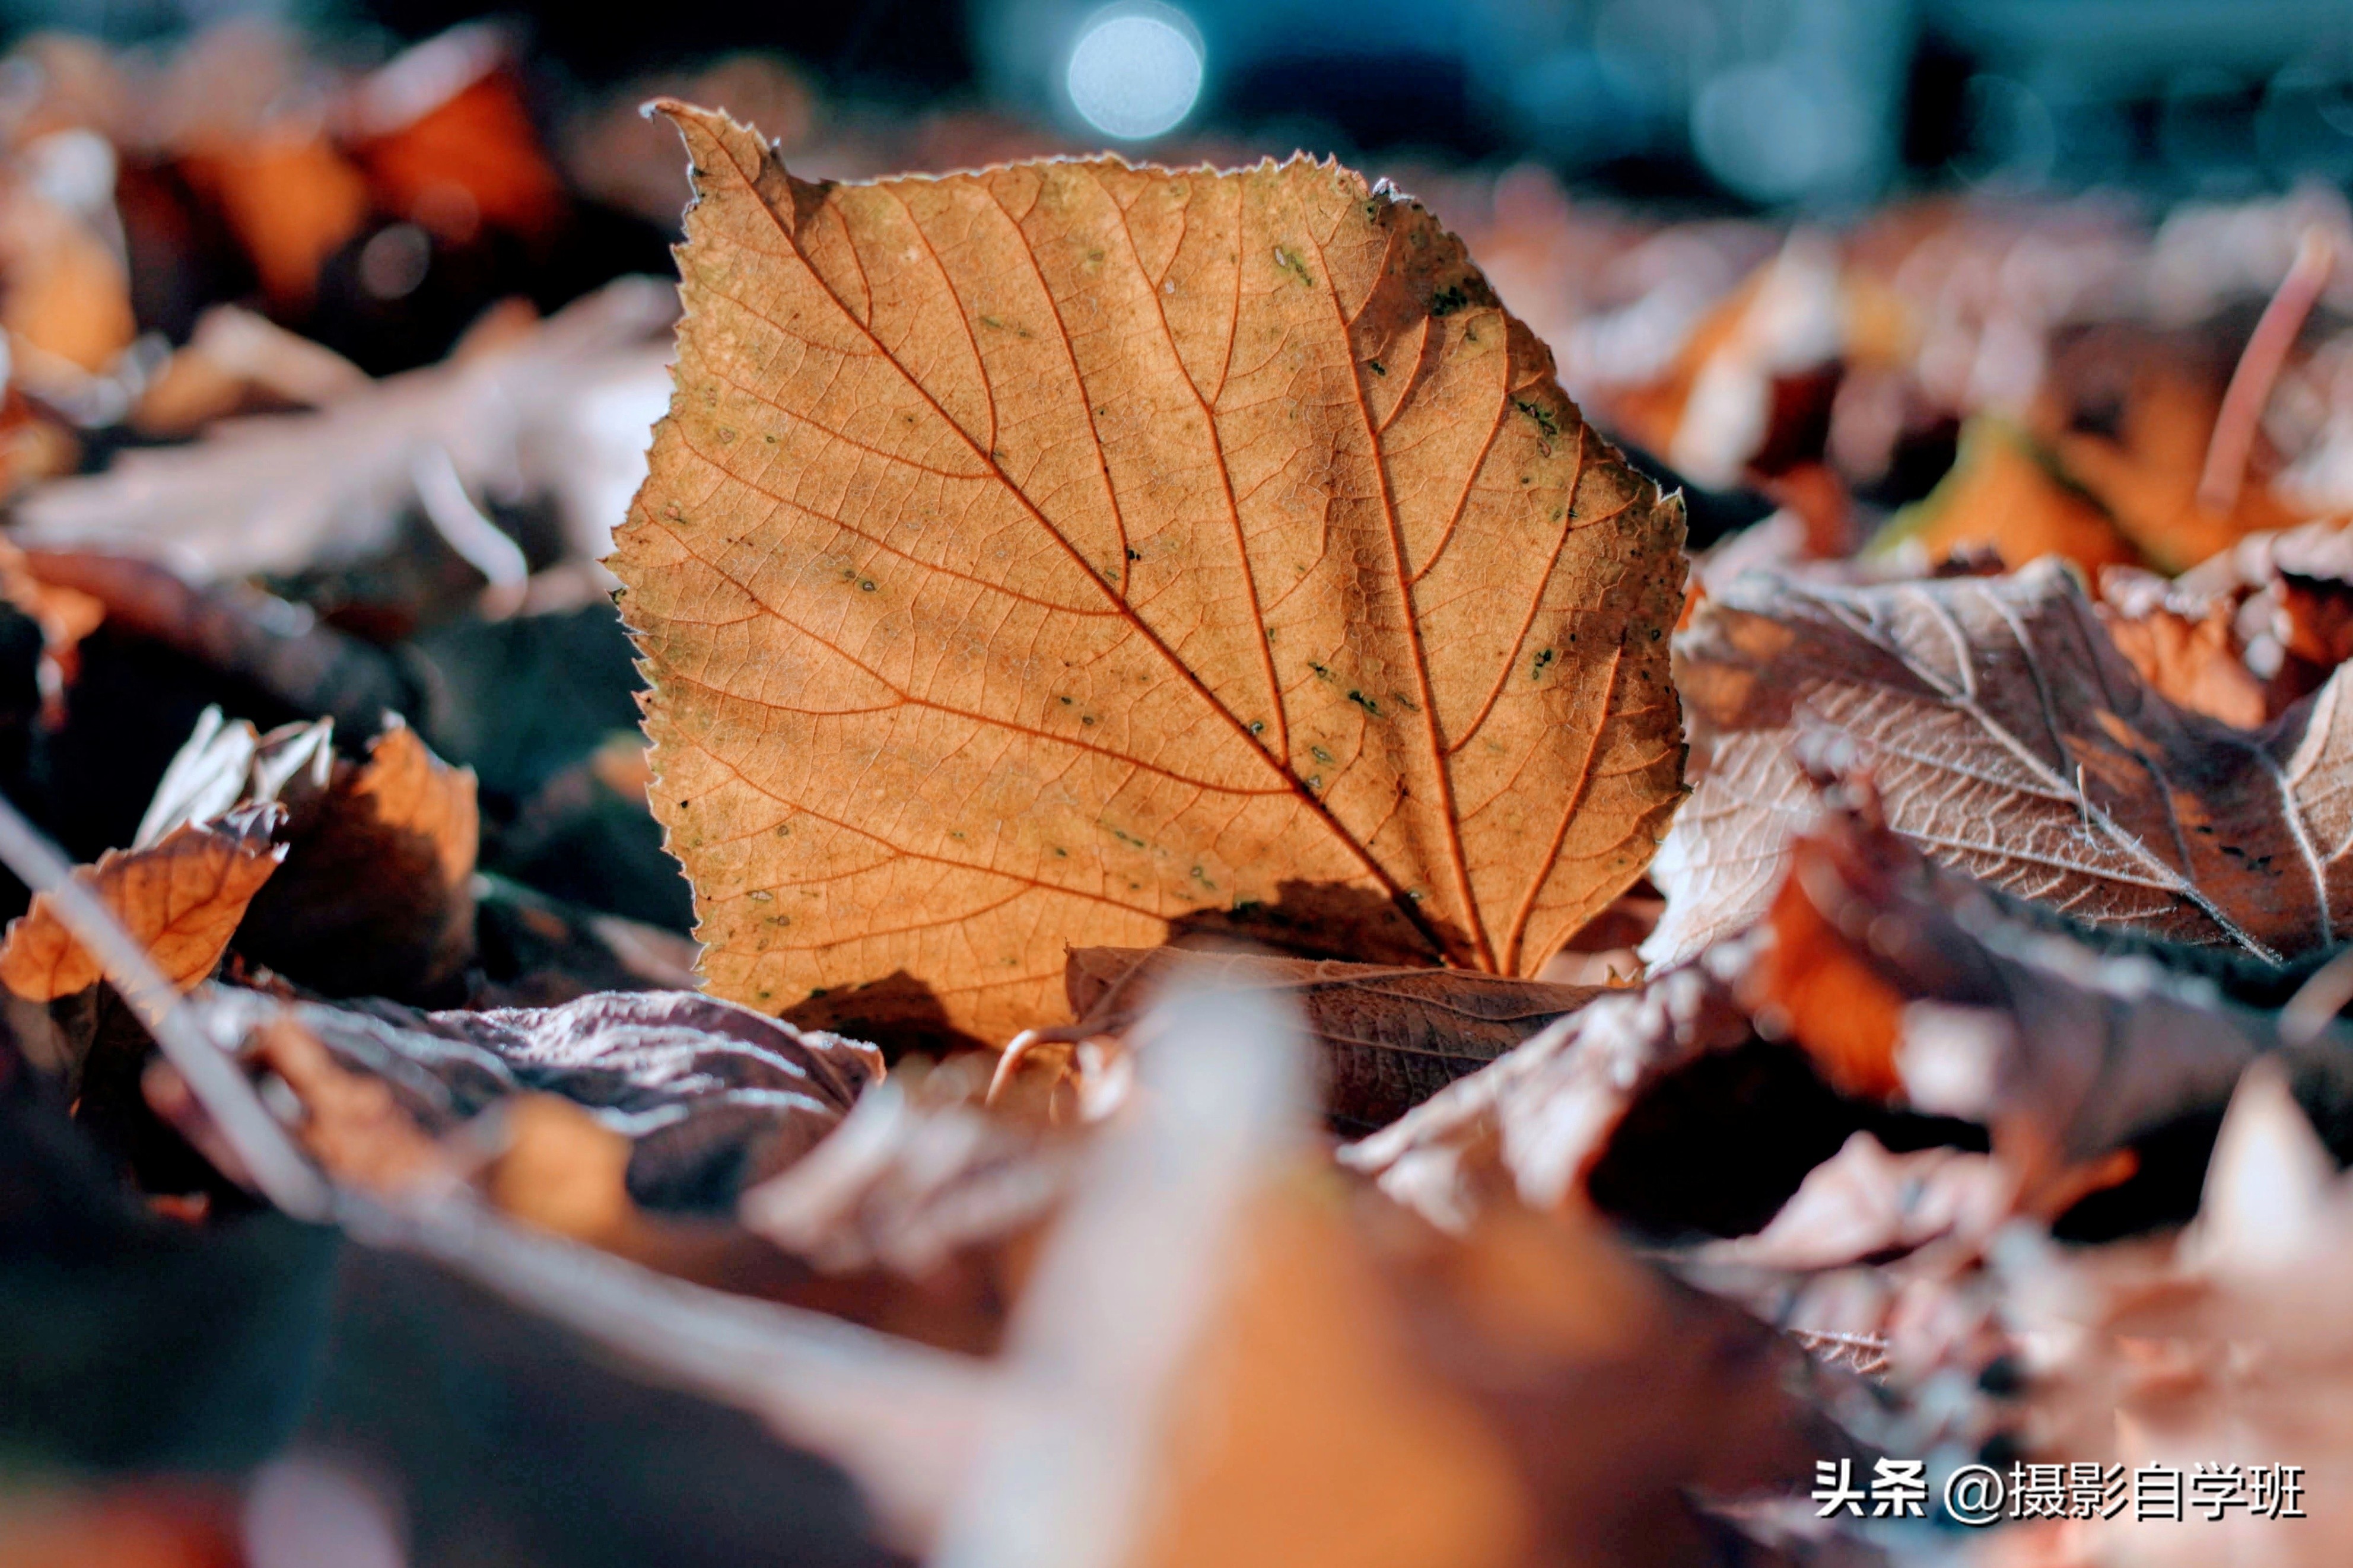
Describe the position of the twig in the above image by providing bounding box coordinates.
[2198,225,2335,516]
[2281,943,2353,1046]
[0,787,330,1216]
[353,1191,996,1549]
[0,780,1003,1549]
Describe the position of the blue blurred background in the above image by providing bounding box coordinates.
[8,0,2351,209]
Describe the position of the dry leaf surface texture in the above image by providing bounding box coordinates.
[1649,558,2353,966]
[612,104,1687,1039]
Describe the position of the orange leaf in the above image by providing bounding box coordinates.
[2097,588,2268,730]
[2049,367,2297,573]
[0,807,284,1001]
[1743,835,1907,1100]
[346,31,565,243]
[613,104,1688,1042]
[1881,417,2139,576]
[180,133,370,310]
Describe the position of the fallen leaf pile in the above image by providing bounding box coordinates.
[18,19,2353,1568]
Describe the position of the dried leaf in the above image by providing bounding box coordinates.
[0,535,103,715]
[344,25,565,244]
[1686,1131,2009,1273]
[1132,1187,1536,1568]
[130,304,370,437]
[14,276,676,585]
[1591,233,1845,492]
[179,131,368,311]
[1977,1070,2353,1567]
[740,1066,1072,1278]
[1136,1177,1825,1568]
[203,986,882,1211]
[126,707,479,1001]
[0,143,136,378]
[1875,418,2139,575]
[2052,359,2295,573]
[1647,558,2353,968]
[480,1090,643,1241]
[1355,798,2294,1242]
[234,1014,454,1196]
[1340,963,1748,1232]
[1063,946,1601,1129]
[2095,568,2267,729]
[131,706,333,851]
[237,715,480,1000]
[2175,516,2353,714]
[1741,804,2264,1194]
[0,807,284,1001]
[613,102,1687,1043]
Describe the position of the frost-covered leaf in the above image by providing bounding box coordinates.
[1648,558,2353,968]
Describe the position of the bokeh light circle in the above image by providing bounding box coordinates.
[1066,4,1204,142]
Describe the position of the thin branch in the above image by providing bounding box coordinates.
[2199,225,2336,516]
[0,787,329,1216]
[0,788,990,1551]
